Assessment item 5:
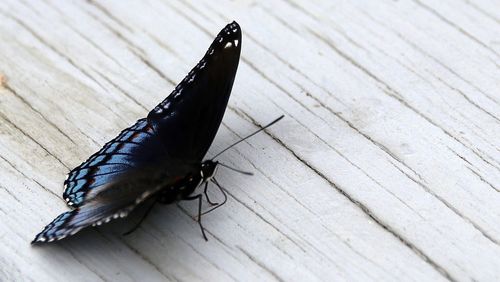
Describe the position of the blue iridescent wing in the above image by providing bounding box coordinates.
[63,118,166,207]
[34,162,198,243]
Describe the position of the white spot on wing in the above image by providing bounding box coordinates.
[70,228,81,235]
[224,42,233,49]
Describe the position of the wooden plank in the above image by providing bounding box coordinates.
[0,0,498,281]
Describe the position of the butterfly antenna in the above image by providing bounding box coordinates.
[218,162,254,175]
[211,115,284,160]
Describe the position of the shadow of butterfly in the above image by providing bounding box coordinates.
[32,21,283,244]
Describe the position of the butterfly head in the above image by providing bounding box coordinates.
[201,160,219,182]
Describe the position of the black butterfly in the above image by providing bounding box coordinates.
[32,21,281,244]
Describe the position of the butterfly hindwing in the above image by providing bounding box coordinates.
[34,161,199,243]
[63,118,167,207]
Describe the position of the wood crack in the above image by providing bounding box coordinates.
[224,189,308,254]
[413,0,500,58]
[114,233,177,282]
[5,14,108,91]
[4,84,77,145]
[61,246,108,282]
[308,28,500,174]
[86,0,135,33]
[359,5,500,107]
[237,110,456,282]
[224,142,396,278]
[0,111,69,170]
[238,61,428,220]
[84,8,176,87]
[389,155,500,246]
[466,167,500,193]
[0,154,59,199]
[462,0,500,24]
[92,68,148,111]
[0,180,22,203]
[237,246,285,282]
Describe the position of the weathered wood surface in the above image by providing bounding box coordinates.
[0,0,499,281]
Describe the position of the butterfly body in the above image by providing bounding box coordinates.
[33,22,241,244]
[156,160,218,205]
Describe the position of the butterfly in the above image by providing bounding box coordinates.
[32,20,282,244]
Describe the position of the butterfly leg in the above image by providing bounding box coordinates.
[184,194,208,241]
[123,198,158,236]
[204,182,219,206]
[202,178,228,215]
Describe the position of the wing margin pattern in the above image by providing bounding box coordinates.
[63,118,166,207]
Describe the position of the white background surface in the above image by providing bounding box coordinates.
[0,1,499,281]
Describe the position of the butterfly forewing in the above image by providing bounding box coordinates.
[148,21,241,161]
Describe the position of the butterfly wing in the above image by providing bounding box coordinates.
[32,202,136,243]
[148,21,242,161]
[63,118,167,207]
[62,22,242,208]
[34,162,198,243]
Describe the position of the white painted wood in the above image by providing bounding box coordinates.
[0,0,498,281]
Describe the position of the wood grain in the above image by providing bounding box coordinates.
[0,0,498,281]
